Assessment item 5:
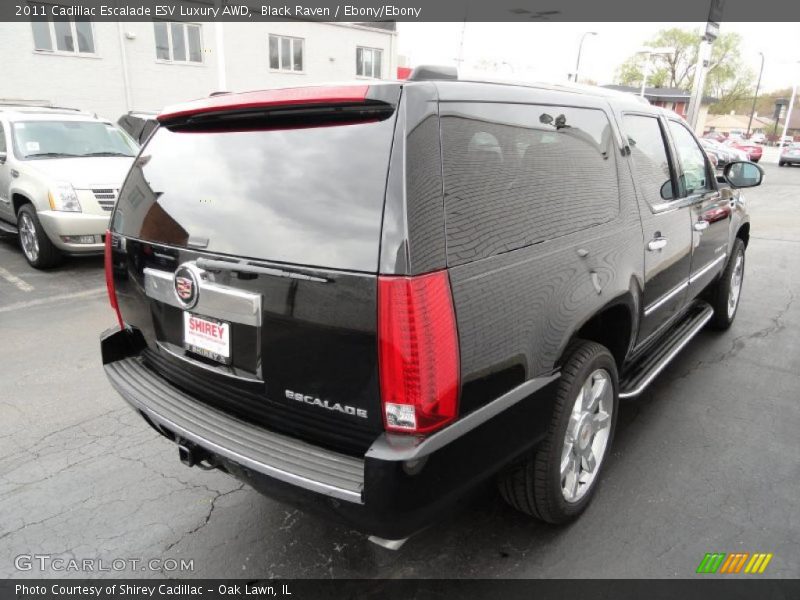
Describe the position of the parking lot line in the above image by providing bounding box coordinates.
[0,266,34,293]
[0,287,104,313]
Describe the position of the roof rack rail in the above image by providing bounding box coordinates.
[0,98,52,107]
[0,101,83,113]
[407,65,458,82]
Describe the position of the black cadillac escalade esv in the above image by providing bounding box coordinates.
[101,69,762,544]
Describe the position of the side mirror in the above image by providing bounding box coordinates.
[723,161,763,188]
[660,179,674,200]
[0,151,6,165]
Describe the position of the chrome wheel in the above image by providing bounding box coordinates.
[561,369,613,503]
[18,212,39,263]
[727,252,744,319]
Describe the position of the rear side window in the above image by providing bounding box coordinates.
[0,123,6,153]
[441,102,619,265]
[112,115,397,272]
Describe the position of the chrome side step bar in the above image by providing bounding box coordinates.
[619,302,714,399]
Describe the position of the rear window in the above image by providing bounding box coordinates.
[441,102,620,265]
[112,115,397,272]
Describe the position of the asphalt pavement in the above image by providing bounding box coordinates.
[1,159,798,579]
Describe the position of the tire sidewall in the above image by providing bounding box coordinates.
[17,205,41,267]
[17,204,61,269]
[714,238,746,328]
[540,344,619,521]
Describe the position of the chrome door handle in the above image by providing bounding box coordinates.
[647,237,668,251]
[694,220,709,231]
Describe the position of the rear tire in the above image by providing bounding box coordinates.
[779,161,785,167]
[708,238,745,330]
[498,340,618,524]
[17,204,62,269]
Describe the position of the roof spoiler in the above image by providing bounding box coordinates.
[407,65,458,82]
[157,85,379,123]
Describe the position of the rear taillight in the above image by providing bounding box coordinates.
[378,271,460,434]
[104,230,124,330]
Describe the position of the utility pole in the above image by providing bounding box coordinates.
[779,76,798,149]
[746,52,765,137]
[574,32,597,84]
[686,1,723,130]
[455,20,467,68]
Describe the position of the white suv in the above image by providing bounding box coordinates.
[0,105,138,268]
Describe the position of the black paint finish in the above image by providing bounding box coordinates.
[104,79,752,538]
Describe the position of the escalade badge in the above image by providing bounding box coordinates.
[174,265,199,309]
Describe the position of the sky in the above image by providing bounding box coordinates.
[397,22,800,96]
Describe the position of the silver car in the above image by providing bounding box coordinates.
[0,105,138,268]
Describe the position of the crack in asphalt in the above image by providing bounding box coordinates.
[162,484,247,555]
[673,288,795,382]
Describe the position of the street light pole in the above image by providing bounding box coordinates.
[779,77,798,150]
[746,52,765,137]
[635,48,675,98]
[574,31,597,83]
[640,53,651,97]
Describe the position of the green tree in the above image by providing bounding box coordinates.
[615,28,754,113]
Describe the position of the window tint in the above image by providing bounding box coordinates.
[668,120,711,195]
[113,116,397,272]
[623,114,674,205]
[0,124,6,153]
[441,102,619,264]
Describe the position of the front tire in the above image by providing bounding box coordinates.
[17,204,62,269]
[708,238,745,330]
[498,340,618,524]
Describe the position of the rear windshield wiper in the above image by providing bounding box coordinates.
[196,257,328,283]
[25,152,81,159]
[81,151,135,157]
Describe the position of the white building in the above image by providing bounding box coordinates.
[0,20,398,120]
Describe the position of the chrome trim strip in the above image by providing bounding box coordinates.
[144,267,262,327]
[643,280,689,317]
[196,257,328,283]
[688,253,727,284]
[366,372,561,462]
[619,306,713,399]
[106,361,363,504]
[156,341,263,383]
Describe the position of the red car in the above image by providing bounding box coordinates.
[703,131,727,143]
[724,139,762,162]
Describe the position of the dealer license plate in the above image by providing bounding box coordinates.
[183,312,231,365]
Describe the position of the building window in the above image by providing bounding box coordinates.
[269,35,303,72]
[356,47,382,79]
[30,7,95,55]
[154,22,202,63]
